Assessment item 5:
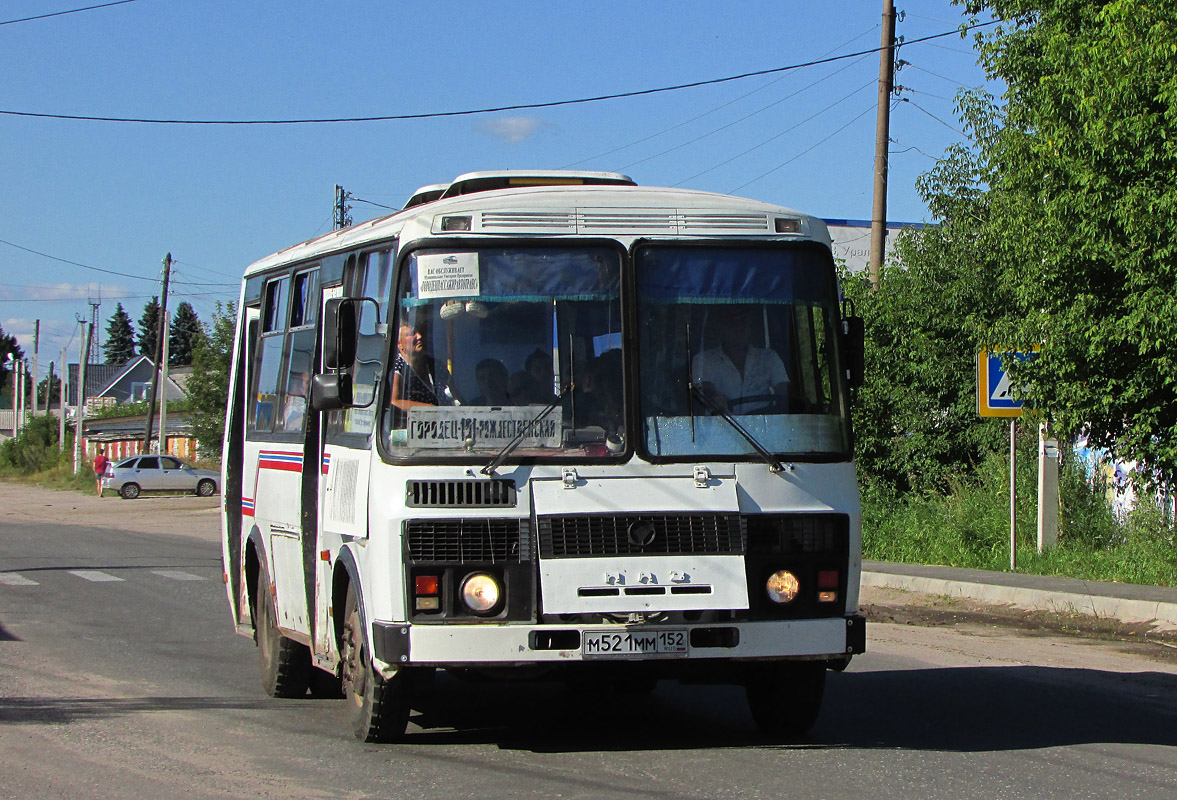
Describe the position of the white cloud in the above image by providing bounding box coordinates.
[0,282,133,302]
[476,116,550,144]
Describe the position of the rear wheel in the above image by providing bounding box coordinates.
[745,661,826,737]
[340,587,411,742]
[196,479,216,497]
[120,483,140,500]
[255,564,311,698]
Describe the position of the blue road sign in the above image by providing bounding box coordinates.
[977,349,1036,418]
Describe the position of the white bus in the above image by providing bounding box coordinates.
[221,170,866,742]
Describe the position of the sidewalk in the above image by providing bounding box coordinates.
[863,560,1177,632]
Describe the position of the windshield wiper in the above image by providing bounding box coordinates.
[689,385,784,473]
[481,382,574,476]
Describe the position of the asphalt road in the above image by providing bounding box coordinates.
[2,484,1176,799]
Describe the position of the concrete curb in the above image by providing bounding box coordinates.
[862,571,1177,633]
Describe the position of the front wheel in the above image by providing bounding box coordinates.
[745,661,826,737]
[255,564,311,698]
[340,587,411,742]
[196,479,216,497]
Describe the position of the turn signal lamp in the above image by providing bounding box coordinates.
[440,215,472,232]
[414,574,440,612]
[766,570,800,604]
[774,217,802,234]
[460,573,502,615]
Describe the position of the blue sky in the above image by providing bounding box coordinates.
[0,0,996,381]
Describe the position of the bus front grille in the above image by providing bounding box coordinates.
[405,479,517,508]
[536,513,744,559]
[405,518,530,563]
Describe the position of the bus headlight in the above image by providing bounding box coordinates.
[766,570,800,604]
[460,573,502,615]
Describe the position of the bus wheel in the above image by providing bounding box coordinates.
[255,564,311,698]
[744,662,826,737]
[340,587,410,742]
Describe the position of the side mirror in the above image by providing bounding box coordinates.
[843,316,865,388]
[311,373,353,411]
[323,297,359,370]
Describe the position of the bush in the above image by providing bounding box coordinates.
[0,414,72,475]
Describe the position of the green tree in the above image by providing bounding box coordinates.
[168,301,201,366]
[0,324,26,408]
[103,302,136,364]
[37,370,63,408]
[187,302,235,456]
[963,0,1177,476]
[138,296,161,363]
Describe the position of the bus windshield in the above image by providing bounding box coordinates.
[383,245,624,459]
[635,243,851,460]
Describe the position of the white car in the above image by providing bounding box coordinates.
[103,455,219,499]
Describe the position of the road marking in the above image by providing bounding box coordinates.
[68,570,125,582]
[0,573,38,586]
[151,570,207,581]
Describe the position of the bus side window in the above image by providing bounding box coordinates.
[327,248,391,441]
[252,275,289,434]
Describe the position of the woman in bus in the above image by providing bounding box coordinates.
[389,312,453,424]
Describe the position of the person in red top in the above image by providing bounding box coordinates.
[92,447,109,497]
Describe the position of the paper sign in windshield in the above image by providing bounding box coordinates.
[416,253,480,299]
[407,406,561,449]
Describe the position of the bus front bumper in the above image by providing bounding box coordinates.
[371,615,865,670]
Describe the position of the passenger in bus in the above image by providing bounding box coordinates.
[507,370,536,406]
[691,305,789,413]
[471,358,510,406]
[576,349,624,434]
[283,370,309,430]
[522,349,557,404]
[390,314,453,422]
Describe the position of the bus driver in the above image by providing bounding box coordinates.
[691,305,789,414]
[389,312,453,421]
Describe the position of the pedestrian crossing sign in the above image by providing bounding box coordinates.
[977,349,1035,418]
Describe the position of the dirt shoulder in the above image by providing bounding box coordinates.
[0,480,221,542]
[861,584,1177,663]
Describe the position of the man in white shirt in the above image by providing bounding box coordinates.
[692,306,790,413]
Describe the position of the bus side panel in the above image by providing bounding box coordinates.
[222,308,256,628]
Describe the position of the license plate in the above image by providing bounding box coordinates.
[582,628,689,659]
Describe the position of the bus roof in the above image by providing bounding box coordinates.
[243,178,829,279]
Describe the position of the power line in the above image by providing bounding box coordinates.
[728,102,879,194]
[563,24,882,170]
[0,237,158,282]
[0,0,140,27]
[0,21,999,126]
[673,78,876,185]
[900,98,967,135]
[619,58,872,173]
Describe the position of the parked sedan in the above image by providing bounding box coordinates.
[103,454,219,499]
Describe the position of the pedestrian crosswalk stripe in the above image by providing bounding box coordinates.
[69,570,125,582]
[151,570,207,581]
[0,573,38,586]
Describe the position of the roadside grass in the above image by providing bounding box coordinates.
[862,448,1177,588]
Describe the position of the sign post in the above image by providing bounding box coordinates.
[978,349,1036,569]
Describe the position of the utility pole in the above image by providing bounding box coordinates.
[74,321,92,473]
[869,0,898,289]
[334,185,353,230]
[159,306,170,455]
[16,358,24,434]
[32,319,39,416]
[143,253,172,453]
[59,348,66,450]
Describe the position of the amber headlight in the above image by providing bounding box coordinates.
[460,573,502,615]
[766,570,800,604]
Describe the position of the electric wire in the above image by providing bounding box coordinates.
[672,78,875,186]
[0,21,999,125]
[563,24,883,170]
[901,98,966,135]
[619,57,872,173]
[0,0,140,27]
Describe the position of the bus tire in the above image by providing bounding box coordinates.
[341,587,410,742]
[256,564,311,698]
[744,661,826,737]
